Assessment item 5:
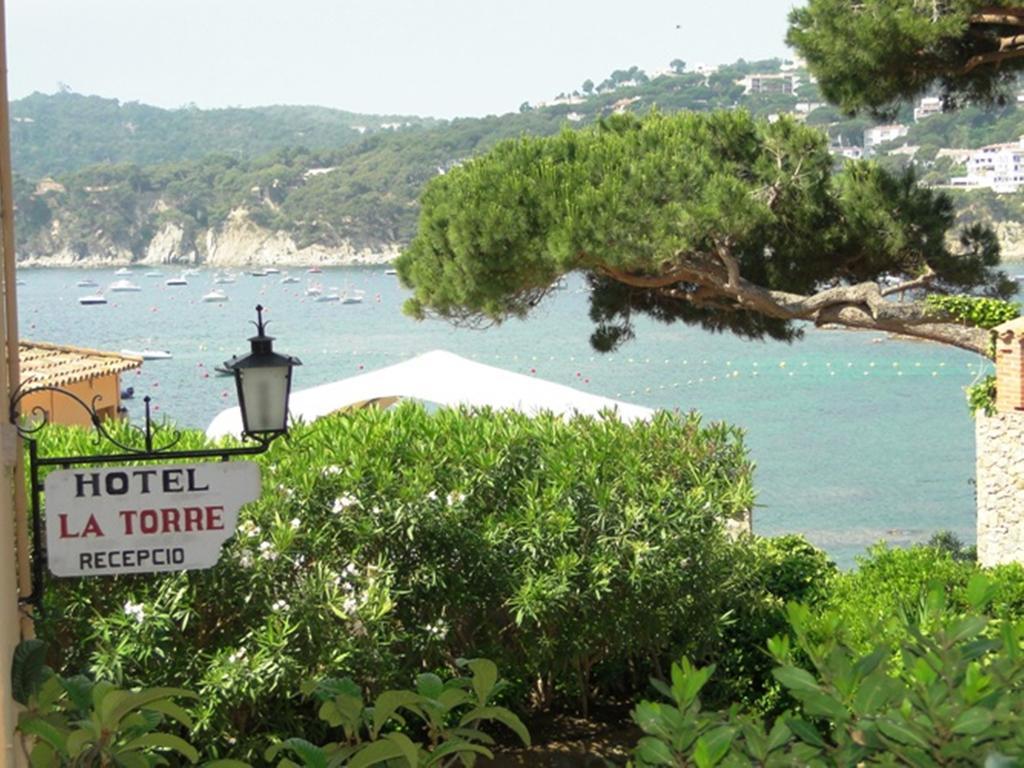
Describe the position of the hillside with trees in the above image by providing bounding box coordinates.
[10,55,1024,266]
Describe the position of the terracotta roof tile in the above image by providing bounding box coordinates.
[18,341,143,390]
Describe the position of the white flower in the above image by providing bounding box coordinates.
[290,517,301,530]
[425,490,438,502]
[271,599,289,612]
[123,600,145,624]
[238,550,254,568]
[323,465,343,476]
[228,648,247,663]
[425,620,448,639]
[248,525,262,538]
[342,596,358,614]
[332,494,359,514]
[259,541,278,561]
[343,562,358,577]
[446,491,465,506]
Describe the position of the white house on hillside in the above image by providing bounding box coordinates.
[863,124,910,155]
[914,97,943,122]
[950,138,1024,193]
[737,73,798,95]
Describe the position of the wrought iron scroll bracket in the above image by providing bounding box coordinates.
[10,384,274,613]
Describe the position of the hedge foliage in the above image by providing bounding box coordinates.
[32,404,804,760]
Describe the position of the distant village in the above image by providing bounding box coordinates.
[532,57,1024,195]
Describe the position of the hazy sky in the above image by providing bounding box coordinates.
[7,0,799,119]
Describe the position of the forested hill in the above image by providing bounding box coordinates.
[10,91,439,178]
[13,57,1024,267]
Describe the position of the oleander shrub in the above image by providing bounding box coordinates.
[34,403,767,760]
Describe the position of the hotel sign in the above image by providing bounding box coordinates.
[44,462,261,577]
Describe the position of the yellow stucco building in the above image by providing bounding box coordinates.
[16,342,143,426]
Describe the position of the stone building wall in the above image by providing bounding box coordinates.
[977,410,1024,566]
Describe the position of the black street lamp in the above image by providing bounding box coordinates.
[224,305,301,440]
[9,304,300,612]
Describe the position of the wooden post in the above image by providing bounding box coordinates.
[0,0,29,764]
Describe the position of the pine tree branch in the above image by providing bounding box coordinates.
[601,261,991,355]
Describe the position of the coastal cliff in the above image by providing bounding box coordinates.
[16,210,399,267]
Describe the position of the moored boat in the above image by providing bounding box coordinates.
[202,289,229,302]
[109,279,142,292]
[120,349,172,360]
[165,276,188,286]
[78,294,107,305]
[77,279,99,288]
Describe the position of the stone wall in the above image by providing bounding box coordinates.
[977,411,1024,566]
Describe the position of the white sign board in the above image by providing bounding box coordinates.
[44,461,261,577]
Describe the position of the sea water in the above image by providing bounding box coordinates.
[18,266,987,567]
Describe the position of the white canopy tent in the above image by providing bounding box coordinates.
[206,349,654,440]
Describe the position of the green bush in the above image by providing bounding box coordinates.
[812,543,1024,655]
[630,575,1024,766]
[36,404,766,760]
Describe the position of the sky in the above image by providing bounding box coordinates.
[7,0,798,119]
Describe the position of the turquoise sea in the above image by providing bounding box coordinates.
[17,266,993,567]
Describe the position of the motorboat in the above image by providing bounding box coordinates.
[202,289,229,303]
[213,273,236,284]
[280,275,300,284]
[109,279,142,292]
[249,269,269,277]
[144,271,163,278]
[263,267,281,275]
[121,349,172,360]
[183,268,201,277]
[79,294,107,305]
[305,283,323,296]
[307,267,323,274]
[315,291,340,303]
[114,267,132,276]
[384,268,398,276]
[76,278,99,288]
[165,276,188,286]
[339,290,365,305]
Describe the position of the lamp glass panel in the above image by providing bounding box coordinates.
[238,366,289,433]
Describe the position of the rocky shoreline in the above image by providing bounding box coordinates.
[15,208,402,269]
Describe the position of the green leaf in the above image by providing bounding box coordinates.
[16,715,67,750]
[766,720,792,752]
[785,717,826,748]
[347,740,403,768]
[796,690,849,722]
[415,673,444,700]
[371,691,422,739]
[851,674,900,715]
[459,706,531,747]
[693,726,734,768]
[877,717,930,748]
[383,732,419,767]
[772,666,821,694]
[119,733,200,764]
[106,688,197,730]
[265,738,327,768]
[60,675,93,713]
[12,639,50,706]
[951,707,994,736]
[28,740,57,768]
[201,761,254,768]
[966,573,995,611]
[948,616,988,645]
[423,741,493,766]
[634,736,675,766]
[465,659,498,705]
